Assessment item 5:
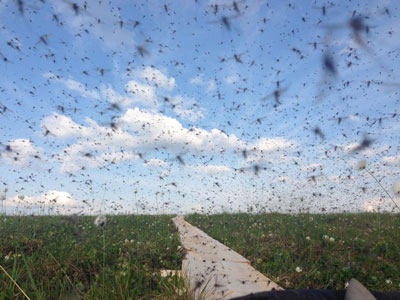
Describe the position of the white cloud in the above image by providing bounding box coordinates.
[253,137,295,152]
[65,79,100,99]
[244,137,297,165]
[207,79,216,92]
[41,113,139,172]
[138,67,175,90]
[125,80,158,107]
[49,0,135,49]
[41,113,90,138]
[302,163,323,171]
[0,139,43,166]
[41,108,296,173]
[189,74,216,92]
[144,158,167,167]
[168,95,206,122]
[6,190,76,207]
[382,155,400,166]
[225,74,239,85]
[190,74,204,85]
[363,198,397,213]
[43,73,100,99]
[118,107,243,153]
[190,164,232,174]
[100,84,136,106]
[272,176,292,183]
[44,190,76,206]
[347,114,361,122]
[54,125,138,173]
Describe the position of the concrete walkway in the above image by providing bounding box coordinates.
[172,216,282,300]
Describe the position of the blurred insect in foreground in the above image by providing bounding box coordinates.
[209,13,243,30]
[351,136,373,152]
[323,16,389,69]
[313,126,325,140]
[136,45,150,57]
[260,87,289,107]
[0,51,11,63]
[315,51,337,101]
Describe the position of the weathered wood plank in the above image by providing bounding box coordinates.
[173,216,283,299]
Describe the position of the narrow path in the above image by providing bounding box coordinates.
[172,216,282,300]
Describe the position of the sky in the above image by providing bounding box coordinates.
[0,0,399,215]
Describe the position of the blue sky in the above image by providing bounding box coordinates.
[0,0,399,215]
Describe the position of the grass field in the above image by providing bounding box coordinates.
[0,215,184,300]
[187,213,400,291]
[0,213,399,299]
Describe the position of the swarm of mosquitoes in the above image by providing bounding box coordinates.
[0,0,399,216]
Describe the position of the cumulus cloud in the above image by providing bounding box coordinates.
[382,155,400,166]
[54,126,139,173]
[3,190,92,215]
[100,84,136,106]
[363,198,397,212]
[244,137,296,165]
[190,74,204,85]
[118,107,243,153]
[125,80,158,107]
[302,163,323,171]
[190,164,232,174]
[40,108,244,172]
[6,190,76,207]
[253,137,294,152]
[207,79,217,92]
[42,113,139,172]
[41,113,90,138]
[189,74,216,92]
[40,108,296,173]
[65,79,100,99]
[0,139,43,166]
[138,67,175,90]
[144,158,167,167]
[225,74,239,85]
[43,73,100,99]
[100,67,176,109]
[168,95,206,122]
[49,0,135,49]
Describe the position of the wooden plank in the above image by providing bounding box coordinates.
[173,216,283,299]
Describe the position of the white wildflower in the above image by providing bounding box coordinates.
[345,282,349,288]
[4,255,10,261]
[323,235,329,240]
[306,236,311,241]
[329,237,335,242]
[386,279,392,285]
[94,215,106,227]
[356,160,367,170]
[295,267,302,273]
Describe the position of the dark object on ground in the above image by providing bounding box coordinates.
[231,289,400,300]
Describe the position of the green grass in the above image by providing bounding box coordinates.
[186,213,400,291]
[1,213,399,299]
[0,215,185,300]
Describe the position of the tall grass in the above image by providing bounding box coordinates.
[187,212,400,291]
[0,215,184,299]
